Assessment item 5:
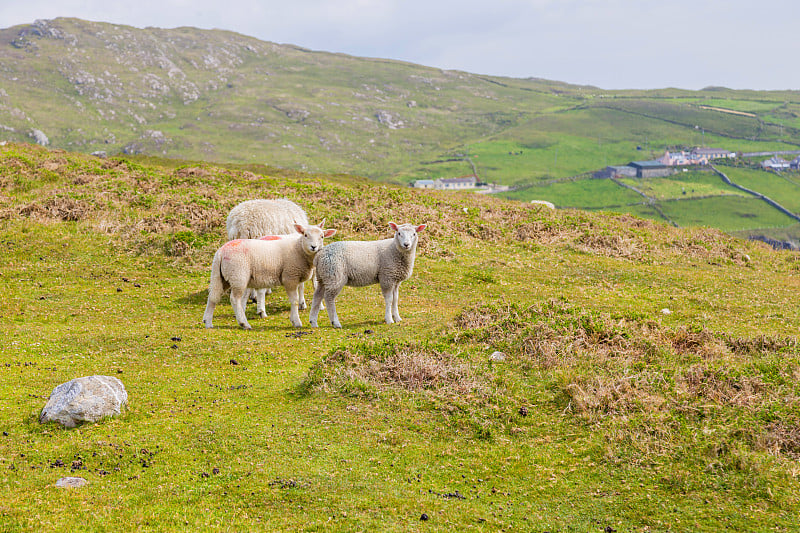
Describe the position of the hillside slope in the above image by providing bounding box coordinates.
[3,18,799,186]
[0,18,579,178]
[1,143,799,530]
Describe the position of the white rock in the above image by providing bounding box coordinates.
[55,477,89,488]
[40,375,128,428]
[661,308,672,315]
[489,351,507,362]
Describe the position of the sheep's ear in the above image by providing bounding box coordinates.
[388,222,399,231]
[294,223,305,234]
[416,224,427,232]
[318,218,326,229]
[323,229,337,238]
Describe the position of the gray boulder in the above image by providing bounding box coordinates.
[29,129,49,146]
[40,375,128,428]
[55,477,89,488]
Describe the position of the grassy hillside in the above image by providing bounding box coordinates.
[2,143,800,531]
[3,18,800,245]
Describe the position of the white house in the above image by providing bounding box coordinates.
[435,175,478,190]
[761,156,790,170]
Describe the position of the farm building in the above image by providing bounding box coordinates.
[411,175,478,190]
[791,156,800,170]
[629,160,674,178]
[435,175,478,190]
[692,147,736,160]
[658,150,707,166]
[595,165,638,179]
[761,156,790,170]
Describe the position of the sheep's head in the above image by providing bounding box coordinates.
[389,222,426,252]
[295,221,336,255]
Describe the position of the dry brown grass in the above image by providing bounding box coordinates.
[452,301,799,421]
[1,142,763,269]
[757,421,800,459]
[18,196,93,222]
[679,364,770,407]
[307,344,485,400]
[563,372,668,416]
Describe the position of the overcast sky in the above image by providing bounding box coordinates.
[1,0,798,91]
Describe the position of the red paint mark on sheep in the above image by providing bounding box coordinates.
[259,235,282,241]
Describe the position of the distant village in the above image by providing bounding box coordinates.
[598,147,800,179]
[412,147,800,192]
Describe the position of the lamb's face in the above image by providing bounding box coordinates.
[296,223,336,255]
[393,224,419,251]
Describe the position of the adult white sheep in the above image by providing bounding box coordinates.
[226,198,309,240]
[309,222,426,329]
[203,222,336,330]
[226,198,310,316]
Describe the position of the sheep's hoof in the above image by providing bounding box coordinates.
[258,312,267,318]
[239,323,252,330]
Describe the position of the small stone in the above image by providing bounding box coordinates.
[661,308,672,315]
[489,351,507,362]
[55,477,88,488]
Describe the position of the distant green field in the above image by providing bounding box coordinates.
[721,167,800,214]
[618,170,747,200]
[500,178,643,208]
[658,195,798,232]
[678,98,782,114]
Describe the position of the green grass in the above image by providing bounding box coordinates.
[721,167,800,214]
[500,178,644,208]
[2,143,800,531]
[658,196,798,232]
[617,170,747,201]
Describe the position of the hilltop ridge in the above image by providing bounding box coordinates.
[0,18,584,178]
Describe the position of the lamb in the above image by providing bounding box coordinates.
[203,222,336,330]
[309,222,426,329]
[226,198,310,316]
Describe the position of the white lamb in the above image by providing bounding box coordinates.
[309,222,426,329]
[226,198,310,316]
[203,222,336,330]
